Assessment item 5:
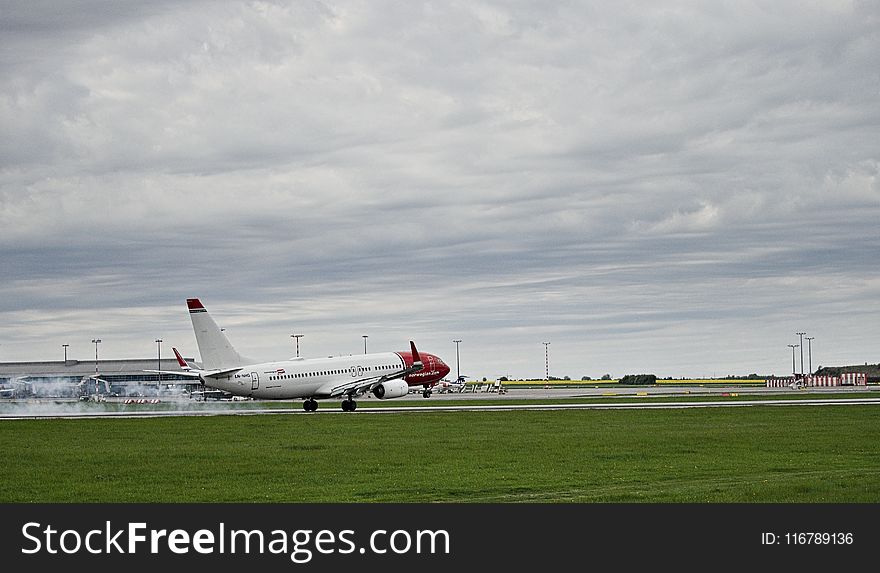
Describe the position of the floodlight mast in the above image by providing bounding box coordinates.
[291,334,304,358]
[796,332,806,378]
[91,339,101,376]
[543,342,551,380]
[156,338,163,385]
[92,338,102,395]
[805,337,814,375]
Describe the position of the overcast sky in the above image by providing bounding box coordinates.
[1,0,878,379]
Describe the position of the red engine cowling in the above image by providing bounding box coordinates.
[372,379,410,399]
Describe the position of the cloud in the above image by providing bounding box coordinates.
[1,0,878,378]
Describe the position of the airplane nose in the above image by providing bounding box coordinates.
[439,359,450,378]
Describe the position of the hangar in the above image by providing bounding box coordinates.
[0,358,199,398]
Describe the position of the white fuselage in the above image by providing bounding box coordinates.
[203,352,407,400]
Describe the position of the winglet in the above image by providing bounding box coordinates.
[409,341,424,372]
[409,341,422,364]
[173,347,190,369]
[187,298,206,312]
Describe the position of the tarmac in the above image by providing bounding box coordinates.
[1,384,877,419]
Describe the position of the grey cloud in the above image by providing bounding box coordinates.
[0,0,877,378]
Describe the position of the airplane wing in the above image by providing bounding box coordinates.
[317,341,424,398]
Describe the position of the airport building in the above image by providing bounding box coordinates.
[0,358,200,398]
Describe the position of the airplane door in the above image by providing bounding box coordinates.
[250,372,259,390]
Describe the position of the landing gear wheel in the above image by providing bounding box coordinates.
[341,399,357,412]
[303,399,318,412]
[423,389,432,398]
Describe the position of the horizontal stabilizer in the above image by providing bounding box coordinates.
[144,369,203,379]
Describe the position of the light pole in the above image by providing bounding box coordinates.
[787,344,798,377]
[291,334,304,358]
[92,339,102,395]
[543,342,551,380]
[362,335,368,354]
[453,340,462,380]
[91,339,101,376]
[805,337,814,375]
[155,338,163,387]
[796,332,806,378]
[62,344,69,364]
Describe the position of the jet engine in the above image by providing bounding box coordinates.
[372,379,410,399]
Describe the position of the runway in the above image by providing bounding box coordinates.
[2,394,879,420]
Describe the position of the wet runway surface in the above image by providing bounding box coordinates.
[1,385,877,419]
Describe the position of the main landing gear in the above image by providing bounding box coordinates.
[303,397,358,412]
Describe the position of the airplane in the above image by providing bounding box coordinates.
[413,375,467,397]
[434,375,468,394]
[150,298,450,412]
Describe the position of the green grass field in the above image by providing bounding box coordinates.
[2,405,879,503]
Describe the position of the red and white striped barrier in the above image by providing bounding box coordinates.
[769,373,869,388]
[840,372,867,386]
[766,377,796,387]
